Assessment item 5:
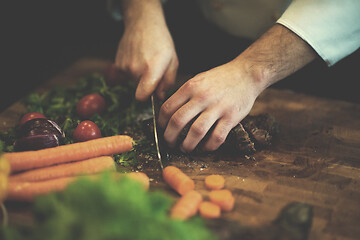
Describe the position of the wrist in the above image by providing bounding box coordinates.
[121,0,166,28]
[233,24,317,96]
[230,56,269,98]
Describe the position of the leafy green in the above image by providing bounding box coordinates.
[23,74,147,144]
[0,127,16,153]
[0,73,152,167]
[1,174,217,240]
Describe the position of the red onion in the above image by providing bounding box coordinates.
[14,118,65,151]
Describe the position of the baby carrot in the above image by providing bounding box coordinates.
[0,155,10,202]
[209,189,235,211]
[0,174,9,203]
[162,166,194,195]
[170,190,203,220]
[7,172,149,202]
[126,172,150,190]
[7,176,76,201]
[199,201,221,219]
[5,135,133,173]
[204,174,225,190]
[9,156,115,182]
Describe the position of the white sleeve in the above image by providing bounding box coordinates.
[276,0,360,66]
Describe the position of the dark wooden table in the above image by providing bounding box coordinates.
[1,58,359,240]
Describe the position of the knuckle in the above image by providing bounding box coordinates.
[163,131,174,145]
[196,92,209,103]
[128,62,137,72]
[128,62,142,75]
[183,79,198,92]
[212,131,227,145]
[223,113,238,123]
[169,113,185,129]
[190,123,207,137]
[115,60,126,72]
[160,102,172,117]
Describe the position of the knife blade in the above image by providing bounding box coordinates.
[151,94,164,170]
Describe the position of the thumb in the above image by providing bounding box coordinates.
[135,60,169,101]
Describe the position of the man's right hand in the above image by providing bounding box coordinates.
[115,0,178,101]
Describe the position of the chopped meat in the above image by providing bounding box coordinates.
[141,113,279,155]
[242,113,279,148]
[220,123,256,155]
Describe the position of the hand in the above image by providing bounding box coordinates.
[158,60,262,152]
[158,24,317,152]
[115,14,178,101]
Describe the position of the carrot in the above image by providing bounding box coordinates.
[126,172,150,190]
[170,190,202,220]
[199,201,221,219]
[4,135,133,173]
[204,174,225,190]
[0,155,11,202]
[162,166,194,195]
[209,189,235,211]
[7,172,150,202]
[7,176,76,201]
[0,174,9,203]
[9,156,115,182]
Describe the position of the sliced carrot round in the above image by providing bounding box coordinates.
[170,190,203,220]
[199,201,221,219]
[205,174,225,190]
[209,189,235,211]
[163,166,194,195]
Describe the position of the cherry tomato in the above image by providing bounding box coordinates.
[103,63,128,87]
[19,112,46,125]
[73,120,102,142]
[76,93,106,119]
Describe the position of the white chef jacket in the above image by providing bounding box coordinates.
[109,0,360,66]
[197,0,360,66]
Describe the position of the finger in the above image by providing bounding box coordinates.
[156,57,179,100]
[135,57,172,101]
[114,57,143,82]
[180,108,221,152]
[203,117,238,151]
[158,85,191,128]
[163,99,206,147]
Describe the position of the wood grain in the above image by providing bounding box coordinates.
[1,58,359,240]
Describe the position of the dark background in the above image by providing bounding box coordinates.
[2,0,359,113]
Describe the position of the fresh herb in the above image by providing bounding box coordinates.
[23,74,146,143]
[0,128,16,153]
[0,73,152,167]
[1,174,217,240]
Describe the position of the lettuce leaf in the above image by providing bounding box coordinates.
[1,174,217,240]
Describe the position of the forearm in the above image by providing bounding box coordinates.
[121,0,166,28]
[234,24,318,95]
[117,0,178,101]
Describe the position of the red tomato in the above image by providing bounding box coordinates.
[103,63,128,86]
[76,93,106,119]
[73,120,102,142]
[19,112,46,125]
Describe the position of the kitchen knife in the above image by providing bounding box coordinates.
[151,94,165,170]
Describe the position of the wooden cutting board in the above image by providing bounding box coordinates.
[1,58,360,240]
